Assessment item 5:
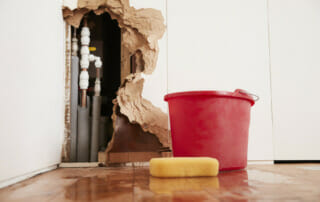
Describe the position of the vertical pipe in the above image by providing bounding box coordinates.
[77,18,90,162]
[70,29,79,162]
[90,57,102,162]
[77,105,90,162]
[79,19,90,107]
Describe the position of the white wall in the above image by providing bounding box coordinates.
[167,0,274,160]
[0,0,65,187]
[269,0,320,160]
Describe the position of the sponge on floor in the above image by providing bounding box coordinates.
[150,157,219,177]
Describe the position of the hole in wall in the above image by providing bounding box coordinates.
[75,11,121,150]
[63,1,170,163]
[130,50,144,73]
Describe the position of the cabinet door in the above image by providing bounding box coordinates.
[167,0,273,160]
[269,0,320,160]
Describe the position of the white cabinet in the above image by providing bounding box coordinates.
[269,0,320,160]
[167,0,274,160]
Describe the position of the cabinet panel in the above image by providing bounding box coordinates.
[269,0,320,160]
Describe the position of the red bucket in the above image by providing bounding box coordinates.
[164,89,257,171]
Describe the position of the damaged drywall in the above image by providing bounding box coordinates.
[106,103,163,163]
[110,104,164,152]
[63,0,165,74]
[62,0,169,161]
[106,81,170,163]
[116,74,169,146]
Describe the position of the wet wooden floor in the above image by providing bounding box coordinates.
[1,164,320,201]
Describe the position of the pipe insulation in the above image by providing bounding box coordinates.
[90,96,102,162]
[90,54,102,162]
[77,22,91,162]
[77,96,90,162]
[70,56,79,161]
[70,29,79,162]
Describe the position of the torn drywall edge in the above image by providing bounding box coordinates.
[62,0,78,11]
[109,104,164,152]
[62,0,170,161]
[105,92,169,164]
[116,74,169,147]
[105,75,170,163]
[62,23,72,162]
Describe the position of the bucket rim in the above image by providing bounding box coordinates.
[164,90,255,106]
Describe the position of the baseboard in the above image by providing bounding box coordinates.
[59,162,100,168]
[59,161,151,167]
[0,164,58,189]
[247,160,274,165]
[274,160,320,164]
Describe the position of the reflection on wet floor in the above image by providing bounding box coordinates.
[149,176,220,194]
[65,176,132,201]
[1,164,320,201]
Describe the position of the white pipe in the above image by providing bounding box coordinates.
[79,23,104,162]
[80,26,90,107]
[89,55,102,96]
[72,31,78,56]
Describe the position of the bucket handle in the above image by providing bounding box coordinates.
[235,89,260,102]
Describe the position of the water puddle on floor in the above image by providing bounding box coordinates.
[64,176,133,201]
[247,169,293,185]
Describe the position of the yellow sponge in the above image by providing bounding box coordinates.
[149,157,219,177]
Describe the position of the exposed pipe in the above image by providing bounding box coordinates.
[79,19,90,107]
[70,28,79,162]
[77,17,104,162]
[77,18,91,162]
[90,55,102,162]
